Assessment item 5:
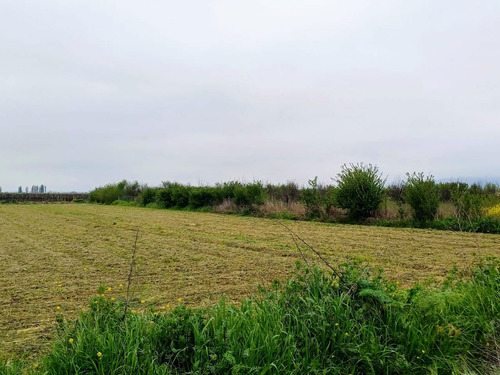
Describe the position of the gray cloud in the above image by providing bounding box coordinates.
[1,0,499,191]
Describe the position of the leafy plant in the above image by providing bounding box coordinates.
[450,183,483,222]
[404,172,439,223]
[233,182,266,206]
[335,163,386,221]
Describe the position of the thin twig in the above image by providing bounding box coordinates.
[290,230,311,272]
[279,221,342,279]
[122,227,140,320]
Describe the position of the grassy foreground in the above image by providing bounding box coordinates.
[0,204,499,361]
[2,261,500,374]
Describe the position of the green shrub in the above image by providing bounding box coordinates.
[156,182,191,208]
[300,177,321,218]
[450,183,483,221]
[170,184,191,208]
[266,182,301,203]
[89,181,144,204]
[437,182,460,202]
[404,172,439,223]
[156,188,174,208]
[89,184,121,204]
[233,182,266,206]
[188,187,220,208]
[138,187,158,207]
[215,181,239,201]
[117,180,141,201]
[335,163,386,221]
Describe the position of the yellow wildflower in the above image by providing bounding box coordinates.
[56,306,61,311]
[69,338,74,344]
[178,298,182,302]
[119,284,123,288]
[111,297,115,301]
[107,287,112,292]
[97,352,102,358]
[141,300,145,304]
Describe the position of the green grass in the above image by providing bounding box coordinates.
[4,260,500,374]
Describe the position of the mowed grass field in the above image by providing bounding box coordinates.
[1,204,499,358]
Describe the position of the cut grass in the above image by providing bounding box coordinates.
[0,203,499,358]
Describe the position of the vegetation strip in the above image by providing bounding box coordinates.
[87,164,500,234]
[2,261,500,374]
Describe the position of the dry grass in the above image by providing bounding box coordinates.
[1,204,499,357]
[259,199,307,217]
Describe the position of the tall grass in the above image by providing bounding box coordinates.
[6,260,499,374]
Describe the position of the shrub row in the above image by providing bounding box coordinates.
[87,169,500,233]
[90,181,267,209]
[155,182,266,209]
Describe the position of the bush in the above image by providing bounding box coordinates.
[89,184,121,204]
[89,180,143,204]
[138,187,158,207]
[157,182,191,208]
[404,172,439,223]
[188,187,220,208]
[450,183,483,221]
[233,182,266,206]
[155,188,174,208]
[216,181,239,201]
[335,163,386,221]
[266,182,301,203]
[300,177,323,218]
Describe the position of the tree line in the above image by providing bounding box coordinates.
[88,164,500,233]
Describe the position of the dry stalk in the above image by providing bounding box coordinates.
[122,227,140,320]
[279,221,342,280]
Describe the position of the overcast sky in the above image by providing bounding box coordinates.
[1,0,499,192]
